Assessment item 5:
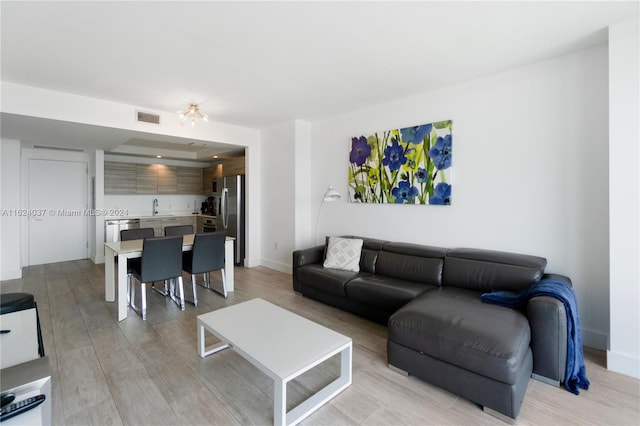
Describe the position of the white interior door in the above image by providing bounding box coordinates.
[28,159,88,265]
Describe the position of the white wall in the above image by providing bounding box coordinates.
[244,143,262,268]
[260,121,296,272]
[0,139,22,280]
[259,119,313,272]
[2,82,260,147]
[608,18,640,378]
[93,150,104,263]
[309,45,610,350]
[294,120,312,250]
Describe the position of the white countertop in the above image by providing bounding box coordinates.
[105,213,216,220]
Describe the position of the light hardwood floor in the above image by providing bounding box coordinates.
[1,260,638,425]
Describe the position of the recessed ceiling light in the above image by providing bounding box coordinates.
[213,155,218,159]
[156,155,162,158]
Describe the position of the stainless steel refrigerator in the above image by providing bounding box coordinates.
[216,175,245,266]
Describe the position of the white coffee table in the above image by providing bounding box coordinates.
[197,298,352,426]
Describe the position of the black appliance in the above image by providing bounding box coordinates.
[202,217,217,233]
[201,196,215,215]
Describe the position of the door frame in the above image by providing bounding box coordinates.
[21,148,91,267]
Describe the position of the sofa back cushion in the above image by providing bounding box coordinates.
[376,243,447,285]
[443,248,547,292]
[360,237,387,273]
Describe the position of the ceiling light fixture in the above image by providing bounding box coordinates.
[177,103,208,126]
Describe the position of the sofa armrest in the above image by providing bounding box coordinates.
[527,273,571,386]
[293,245,325,268]
[292,245,325,292]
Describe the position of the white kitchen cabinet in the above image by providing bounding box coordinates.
[181,215,196,229]
[140,218,162,237]
[161,216,180,235]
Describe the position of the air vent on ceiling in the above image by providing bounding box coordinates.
[136,110,160,125]
[33,145,84,152]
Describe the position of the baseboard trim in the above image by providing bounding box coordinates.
[607,350,640,379]
[260,258,292,274]
[581,328,608,351]
[0,269,22,280]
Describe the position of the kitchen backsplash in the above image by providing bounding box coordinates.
[104,194,208,217]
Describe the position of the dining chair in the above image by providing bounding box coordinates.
[164,225,194,236]
[129,235,185,320]
[120,227,155,241]
[119,228,156,301]
[182,231,227,306]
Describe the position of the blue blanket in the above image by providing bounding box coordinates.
[481,279,590,395]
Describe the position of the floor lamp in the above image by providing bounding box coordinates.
[315,185,341,246]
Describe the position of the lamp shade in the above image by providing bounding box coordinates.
[323,185,341,202]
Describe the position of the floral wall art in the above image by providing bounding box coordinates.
[348,120,452,205]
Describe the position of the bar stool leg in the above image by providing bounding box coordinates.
[191,275,198,307]
[141,282,147,320]
[177,276,185,311]
[130,276,136,310]
[220,268,227,299]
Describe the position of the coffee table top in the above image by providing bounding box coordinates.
[197,298,351,380]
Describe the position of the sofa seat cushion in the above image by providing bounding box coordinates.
[346,275,437,312]
[296,264,371,297]
[388,287,531,384]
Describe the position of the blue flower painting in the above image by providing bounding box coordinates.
[348,120,452,205]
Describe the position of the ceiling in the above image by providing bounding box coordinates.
[1,1,637,159]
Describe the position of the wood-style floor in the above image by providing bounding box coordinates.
[1,260,638,425]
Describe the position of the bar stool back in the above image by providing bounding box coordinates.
[130,235,185,320]
[183,232,227,306]
[164,225,194,236]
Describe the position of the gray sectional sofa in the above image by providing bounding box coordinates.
[292,236,570,422]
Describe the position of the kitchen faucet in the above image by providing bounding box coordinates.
[153,198,158,216]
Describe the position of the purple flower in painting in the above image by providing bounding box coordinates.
[429,182,451,205]
[428,134,452,170]
[382,138,407,171]
[415,167,429,184]
[401,124,432,144]
[392,180,419,204]
[350,136,371,166]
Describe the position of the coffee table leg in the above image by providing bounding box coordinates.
[274,379,286,426]
[277,342,352,425]
[197,320,230,357]
[342,342,352,384]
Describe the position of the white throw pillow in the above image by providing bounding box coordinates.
[323,237,363,272]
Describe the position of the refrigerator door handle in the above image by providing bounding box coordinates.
[222,188,228,229]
